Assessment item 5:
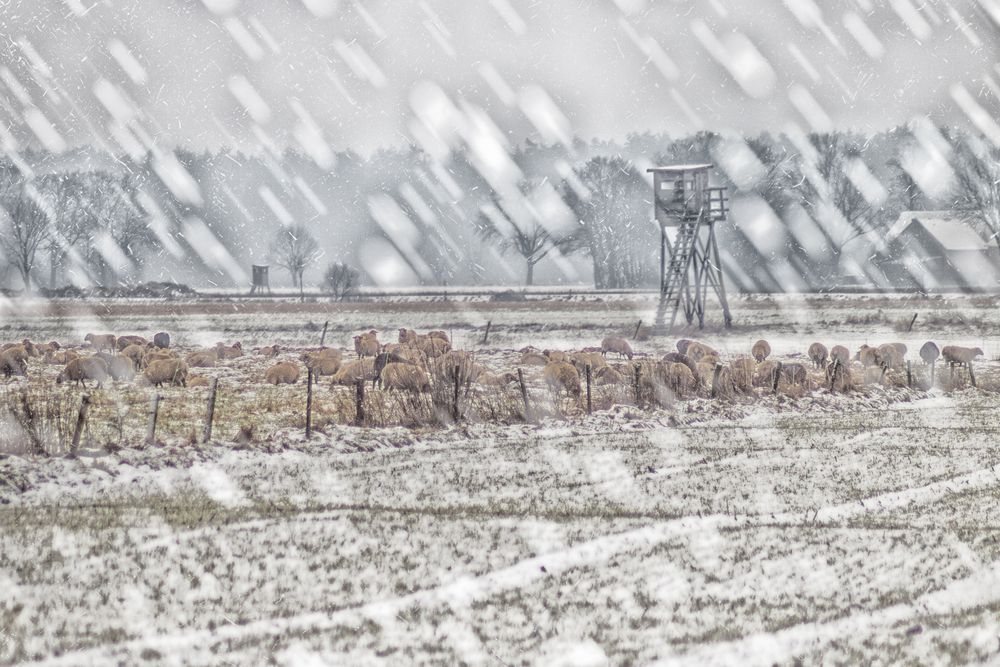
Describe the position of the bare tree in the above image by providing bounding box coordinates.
[0,183,52,293]
[477,197,578,286]
[273,224,322,291]
[562,156,653,289]
[323,262,360,300]
[950,135,1000,253]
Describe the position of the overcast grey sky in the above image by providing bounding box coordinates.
[0,0,997,154]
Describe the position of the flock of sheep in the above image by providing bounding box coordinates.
[0,327,987,405]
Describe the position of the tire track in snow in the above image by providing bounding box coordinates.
[28,463,1000,665]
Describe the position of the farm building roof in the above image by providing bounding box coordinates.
[886,211,991,252]
[646,164,714,172]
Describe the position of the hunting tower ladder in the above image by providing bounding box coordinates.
[648,164,732,331]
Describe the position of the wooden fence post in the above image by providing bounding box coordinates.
[320,321,329,346]
[633,319,642,339]
[146,394,161,445]
[950,362,955,385]
[354,379,365,426]
[585,364,592,415]
[930,360,936,386]
[711,363,723,398]
[634,363,642,407]
[202,378,219,443]
[70,394,91,456]
[482,320,491,346]
[907,313,918,332]
[452,364,461,422]
[906,361,912,388]
[517,368,530,421]
[305,370,313,439]
[772,361,782,393]
[969,362,977,388]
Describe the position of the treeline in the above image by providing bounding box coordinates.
[0,125,994,293]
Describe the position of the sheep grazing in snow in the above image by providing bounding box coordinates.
[353,332,379,358]
[144,359,188,387]
[44,349,78,365]
[730,358,756,393]
[153,332,170,349]
[544,349,568,363]
[432,351,482,386]
[941,345,983,366]
[187,375,211,388]
[808,342,828,369]
[105,356,136,381]
[379,362,431,394]
[753,360,781,388]
[1,344,31,364]
[543,361,581,398]
[427,330,450,344]
[57,357,110,388]
[121,344,147,369]
[592,365,624,386]
[600,336,634,360]
[781,362,807,386]
[418,336,451,359]
[116,335,147,351]
[685,342,718,362]
[185,351,218,368]
[676,339,693,355]
[0,351,27,378]
[751,339,771,362]
[477,371,518,387]
[143,350,175,369]
[662,352,698,384]
[215,342,243,360]
[519,351,548,366]
[301,349,342,378]
[877,343,904,369]
[569,352,608,374]
[856,345,882,369]
[256,344,281,358]
[398,328,419,344]
[85,333,117,353]
[33,341,59,356]
[264,361,300,385]
[830,345,850,365]
[373,351,415,387]
[330,359,375,386]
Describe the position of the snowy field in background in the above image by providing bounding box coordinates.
[2,294,1000,664]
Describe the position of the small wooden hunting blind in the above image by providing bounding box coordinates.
[648,164,732,331]
[250,264,271,294]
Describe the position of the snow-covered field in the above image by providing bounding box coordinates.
[3,294,1000,665]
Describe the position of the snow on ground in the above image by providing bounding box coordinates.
[2,294,1000,664]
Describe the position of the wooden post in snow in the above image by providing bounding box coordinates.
[585,364,592,415]
[354,379,365,426]
[70,394,91,456]
[772,362,782,393]
[305,370,314,439]
[482,320,491,346]
[320,321,329,346]
[517,368,530,421]
[146,394,161,445]
[202,378,219,443]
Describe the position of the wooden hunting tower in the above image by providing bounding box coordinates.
[250,264,271,295]
[648,164,732,330]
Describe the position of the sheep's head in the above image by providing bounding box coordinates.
[84,333,94,344]
[973,347,985,358]
[233,341,243,350]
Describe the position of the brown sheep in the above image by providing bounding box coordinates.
[686,342,718,362]
[106,356,136,381]
[830,345,850,365]
[418,336,451,359]
[856,345,882,368]
[380,362,431,394]
[185,351,218,368]
[256,344,281,358]
[941,345,984,366]
[781,362,807,385]
[116,335,147,351]
[33,341,60,356]
[569,351,608,373]
[143,350,175,368]
[544,349,568,363]
[730,358,756,393]
[0,351,27,378]
[398,328,419,344]
[330,359,375,386]
[600,336,634,360]
[353,332,379,358]
[662,352,699,383]
[808,342,828,369]
[43,349,78,365]
[301,349,342,377]
[153,332,170,349]
[57,357,109,388]
[2,344,30,364]
[144,359,188,387]
[265,361,300,385]
[543,361,581,398]
[593,365,624,386]
[187,375,211,388]
[215,341,243,360]
[477,371,518,387]
[427,330,450,343]
[519,351,548,366]
[751,339,771,362]
[666,362,697,396]
[432,351,481,386]
[676,339,693,355]
[85,333,117,353]
[877,344,904,369]
[121,344,147,369]
[753,360,781,388]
